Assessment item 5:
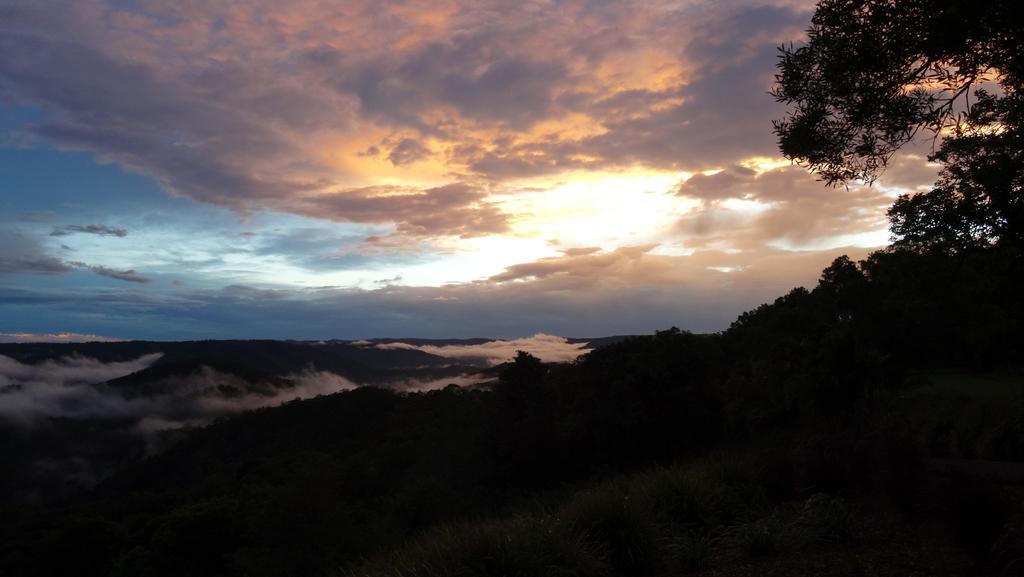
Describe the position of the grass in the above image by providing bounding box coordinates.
[916,373,1024,402]
[346,454,860,577]
[895,372,1024,461]
[560,486,660,576]
[662,530,714,572]
[347,515,610,577]
[714,492,857,563]
[347,372,1024,577]
[794,493,857,545]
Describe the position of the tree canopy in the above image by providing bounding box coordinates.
[773,0,1023,249]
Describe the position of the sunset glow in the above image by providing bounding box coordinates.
[0,0,940,339]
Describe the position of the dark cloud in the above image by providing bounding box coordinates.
[489,244,660,286]
[460,4,812,178]
[88,266,152,284]
[337,27,570,132]
[220,284,290,301]
[50,224,128,237]
[0,255,71,276]
[293,183,509,238]
[61,260,153,283]
[590,4,808,167]
[0,3,344,214]
[387,138,431,166]
[1,2,517,239]
[677,165,759,201]
[0,231,73,275]
[437,57,568,127]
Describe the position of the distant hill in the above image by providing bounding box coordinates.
[0,335,609,505]
[0,339,456,381]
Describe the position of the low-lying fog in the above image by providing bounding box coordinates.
[0,334,590,431]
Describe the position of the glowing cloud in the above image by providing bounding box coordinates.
[374,333,594,365]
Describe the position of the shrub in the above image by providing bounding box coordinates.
[561,486,660,576]
[349,516,610,577]
[990,502,1024,577]
[630,467,716,530]
[662,530,714,573]
[725,515,788,559]
[793,493,856,545]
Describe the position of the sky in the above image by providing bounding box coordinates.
[0,0,941,341]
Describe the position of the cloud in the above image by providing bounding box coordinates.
[291,183,509,238]
[0,231,73,275]
[676,165,892,248]
[488,245,663,286]
[374,333,591,365]
[0,353,161,387]
[0,240,873,341]
[0,353,163,424]
[0,332,120,343]
[169,366,490,415]
[58,261,153,283]
[0,0,828,240]
[87,265,152,283]
[50,224,128,237]
[0,345,495,499]
[676,165,759,201]
[458,4,812,177]
[184,367,360,416]
[0,232,152,283]
[0,353,332,426]
[0,351,482,431]
[382,372,492,393]
[874,150,943,191]
[387,138,432,166]
[0,0,912,343]
[220,284,291,301]
[0,352,365,497]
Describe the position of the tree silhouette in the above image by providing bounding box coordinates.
[773,0,1023,248]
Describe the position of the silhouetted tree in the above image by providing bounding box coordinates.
[566,329,725,469]
[773,0,1023,248]
[492,351,563,488]
[816,255,868,322]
